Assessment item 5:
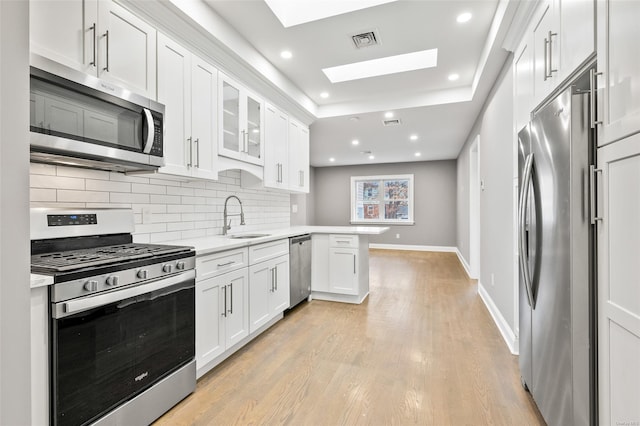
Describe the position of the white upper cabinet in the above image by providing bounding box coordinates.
[288,119,310,193]
[219,73,264,166]
[263,103,289,190]
[595,0,640,145]
[157,34,217,180]
[30,0,157,98]
[529,0,595,105]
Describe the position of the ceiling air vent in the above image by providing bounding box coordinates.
[382,119,402,126]
[351,30,379,49]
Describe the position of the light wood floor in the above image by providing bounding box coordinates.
[156,250,545,425]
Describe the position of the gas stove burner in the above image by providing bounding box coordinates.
[31,243,192,273]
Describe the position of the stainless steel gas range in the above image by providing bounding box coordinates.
[30,208,196,426]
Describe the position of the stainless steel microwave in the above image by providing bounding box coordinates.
[29,54,165,172]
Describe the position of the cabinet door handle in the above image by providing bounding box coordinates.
[590,69,603,128]
[590,165,603,225]
[543,36,549,81]
[270,268,275,292]
[353,254,356,274]
[228,282,233,314]
[103,30,110,72]
[89,23,97,67]
[186,137,192,167]
[275,267,278,291]
[222,285,227,317]
[548,31,557,77]
[194,138,200,168]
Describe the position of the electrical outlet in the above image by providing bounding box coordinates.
[291,204,298,213]
[396,233,400,239]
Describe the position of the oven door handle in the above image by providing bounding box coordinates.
[54,270,195,319]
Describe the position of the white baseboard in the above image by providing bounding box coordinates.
[369,244,457,252]
[477,282,518,355]
[455,249,473,278]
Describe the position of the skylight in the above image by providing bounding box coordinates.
[322,48,438,83]
[265,0,398,28]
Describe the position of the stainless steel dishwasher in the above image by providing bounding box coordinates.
[289,234,311,309]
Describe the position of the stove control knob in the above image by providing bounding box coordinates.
[137,270,148,280]
[83,280,98,292]
[106,276,119,286]
[176,261,186,270]
[162,264,173,273]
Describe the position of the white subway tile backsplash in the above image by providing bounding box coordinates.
[30,168,290,241]
[58,189,109,203]
[110,192,151,204]
[31,175,85,190]
[86,179,131,192]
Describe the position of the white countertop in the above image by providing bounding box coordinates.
[164,225,390,257]
[30,274,53,289]
[30,226,389,287]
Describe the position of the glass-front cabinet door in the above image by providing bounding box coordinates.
[219,73,263,165]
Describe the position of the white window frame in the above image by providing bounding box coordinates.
[350,174,414,225]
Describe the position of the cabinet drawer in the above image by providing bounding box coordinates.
[197,248,248,281]
[249,239,289,265]
[329,234,359,248]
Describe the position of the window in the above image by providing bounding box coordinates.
[350,174,414,224]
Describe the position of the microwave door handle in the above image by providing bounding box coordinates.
[142,108,154,154]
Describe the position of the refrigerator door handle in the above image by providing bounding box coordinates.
[518,153,535,308]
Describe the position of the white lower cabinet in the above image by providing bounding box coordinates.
[329,248,358,295]
[195,266,248,372]
[249,254,290,333]
[311,234,369,303]
[596,133,640,425]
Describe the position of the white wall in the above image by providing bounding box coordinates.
[457,56,518,352]
[30,165,291,241]
[0,0,31,423]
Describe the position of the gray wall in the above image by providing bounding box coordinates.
[457,56,517,334]
[0,0,31,423]
[314,161,457,246]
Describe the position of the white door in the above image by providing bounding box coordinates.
[271,256,290,315]
[97,1,156,98]
[195,277,225,369]
[223,269,249,348]
[329,248,358,295]
[248,262,272,333]
[30,0,97,75]
[157,34,191,177]
[190,56,217,180]
[597,133,640,425]
[596,0,640,145]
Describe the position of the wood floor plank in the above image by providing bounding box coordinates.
[155,249,545,425]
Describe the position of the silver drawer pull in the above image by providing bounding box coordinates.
[217,260,236,268]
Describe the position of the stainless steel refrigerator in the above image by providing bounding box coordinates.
[517,83,595,425]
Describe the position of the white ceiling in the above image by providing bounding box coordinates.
[202,0,519,167]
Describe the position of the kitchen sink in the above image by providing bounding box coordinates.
[227,233,271,239]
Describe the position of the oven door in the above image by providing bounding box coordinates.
[51,270,195,426]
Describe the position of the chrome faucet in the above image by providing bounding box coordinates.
[222,195,245,235]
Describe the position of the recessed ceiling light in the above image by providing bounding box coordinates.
[457,12,472,23]
[415,152,421,157]
[448,73,460,81]
[322,48,438,83]
[280,50,293,59]
[352,139,360,145]
[320,91,329,99]
[384,111,394,119]
[410,134,418,141]
[265,0,398,27]
[369,154,375,160]
[329,157,336,162]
